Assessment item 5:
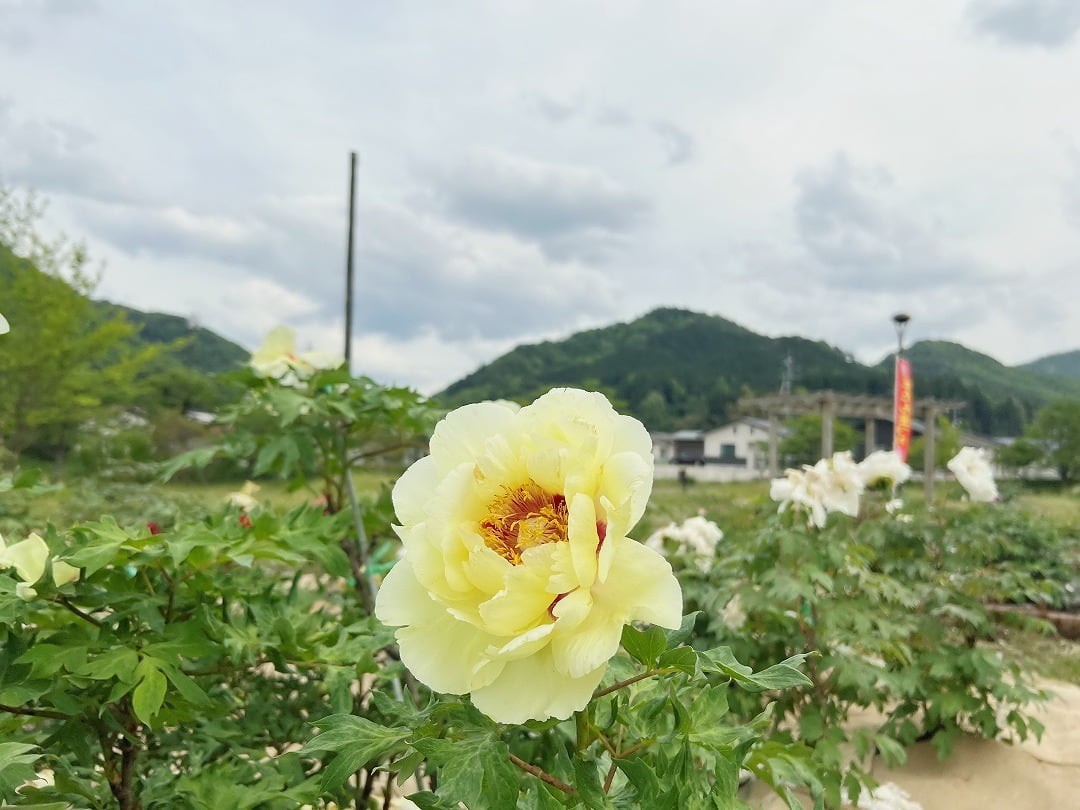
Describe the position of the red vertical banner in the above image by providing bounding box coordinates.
[893,357,914,461]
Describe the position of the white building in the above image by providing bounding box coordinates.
[651,418,790,471]
[702,417,782,471]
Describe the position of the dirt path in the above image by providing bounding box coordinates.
[745,680,1080,809]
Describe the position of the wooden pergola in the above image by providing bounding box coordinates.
[737,391,965,501]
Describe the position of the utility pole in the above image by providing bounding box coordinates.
[344,151,357,366]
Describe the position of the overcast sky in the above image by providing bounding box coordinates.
[3,0,1080,392]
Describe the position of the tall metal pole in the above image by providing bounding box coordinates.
[344,151,357,366]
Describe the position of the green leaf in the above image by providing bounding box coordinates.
[874,734,907,768]
[573,755,611,809]
[301,715,411,790]
[132,661,168,726]
[411,734,520,809]
[658,645,698,676]
[0,742,39,790]
[621,624,666,668]
[78,648,140,682]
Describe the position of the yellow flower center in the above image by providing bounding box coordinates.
[479,480,569,564]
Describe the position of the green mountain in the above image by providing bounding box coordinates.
[95,302,248,375]
[441,308,1079,435]
[1019,350,1080,380]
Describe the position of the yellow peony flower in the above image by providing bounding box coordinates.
[0,531,49,586]
[375,388,683,724]
[250,326,342,381]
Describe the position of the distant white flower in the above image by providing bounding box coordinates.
[645,514,723,571]
[858,450,911,490]
[895,513,913,524]
[721,594,747,630]
[226,480,261,511]
[885,498,904,515]
[819,451,863,517]
[770,466,828,528]
[947,447,999,503]
[250,326,342,382]
[857,781,922,810]
[0,311,9,334]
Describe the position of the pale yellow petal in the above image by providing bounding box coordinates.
[391,456,440,525]
[2,533,49,584]
[376,561,501,694]
[470,645,606,724]
[599,451,653,530]
[15,582,37,601]
[477,563,553,637]
[595,540,682,630]
[566,494,599,589]
[52,558,80,588]
[549,599,625,679]
[429,402,519,473]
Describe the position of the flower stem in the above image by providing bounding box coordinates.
[575,708,592,752]
[509,753,576,794]
[592,667,667,699]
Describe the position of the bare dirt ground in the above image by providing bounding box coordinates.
[745,679,1080,809]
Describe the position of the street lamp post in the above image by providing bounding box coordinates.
[892,312,910,359]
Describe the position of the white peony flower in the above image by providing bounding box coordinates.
[645,514,723,572]
[858,450,912,490]
[856,781,922,810]
[721,594,747,630]
[375,389,683,724]
[250,326,342,382]
[947,447,999,503]
[884,498,904,515]
[0,311,9,334]
[819,452,864,518]
[771,466,829,528]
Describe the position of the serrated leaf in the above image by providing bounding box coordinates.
[412,734,520,809]
[301,715,411,790]
[573,755,610,809]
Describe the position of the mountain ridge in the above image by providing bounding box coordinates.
[441,307,1079,435]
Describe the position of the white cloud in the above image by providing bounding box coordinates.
[0,0,1078,392]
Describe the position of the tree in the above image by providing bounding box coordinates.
[0,186,156,461]
[997,438,1044,473]
[780,414,857,466]
[908,415,961,470]
[1027,399,1080,482]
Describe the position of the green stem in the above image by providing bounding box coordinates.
[575,709,591,752]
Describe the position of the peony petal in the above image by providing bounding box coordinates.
[392,455,440,525]
[429,402,519,474]
[478,562,553,637]
[52,558,80,588]
[15,582,37,601]
[0,311,9,335]
[595,540,682,630]
[566,494,599,589]
[2,533,49,584]
[377,562,502,694]
[599,451,653,531]
[550,599,625,678]
[470,645,606,724]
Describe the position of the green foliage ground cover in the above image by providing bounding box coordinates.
[2,357,1077,808]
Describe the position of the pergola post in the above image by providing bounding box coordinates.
[864,418,875,458]
[821,396,835,459]
[768,412,779,477]
[923,406,937,504]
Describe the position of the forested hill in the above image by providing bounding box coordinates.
[440,308,1080,435]
[1019,350,1080,380]
[94,302,248,374]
